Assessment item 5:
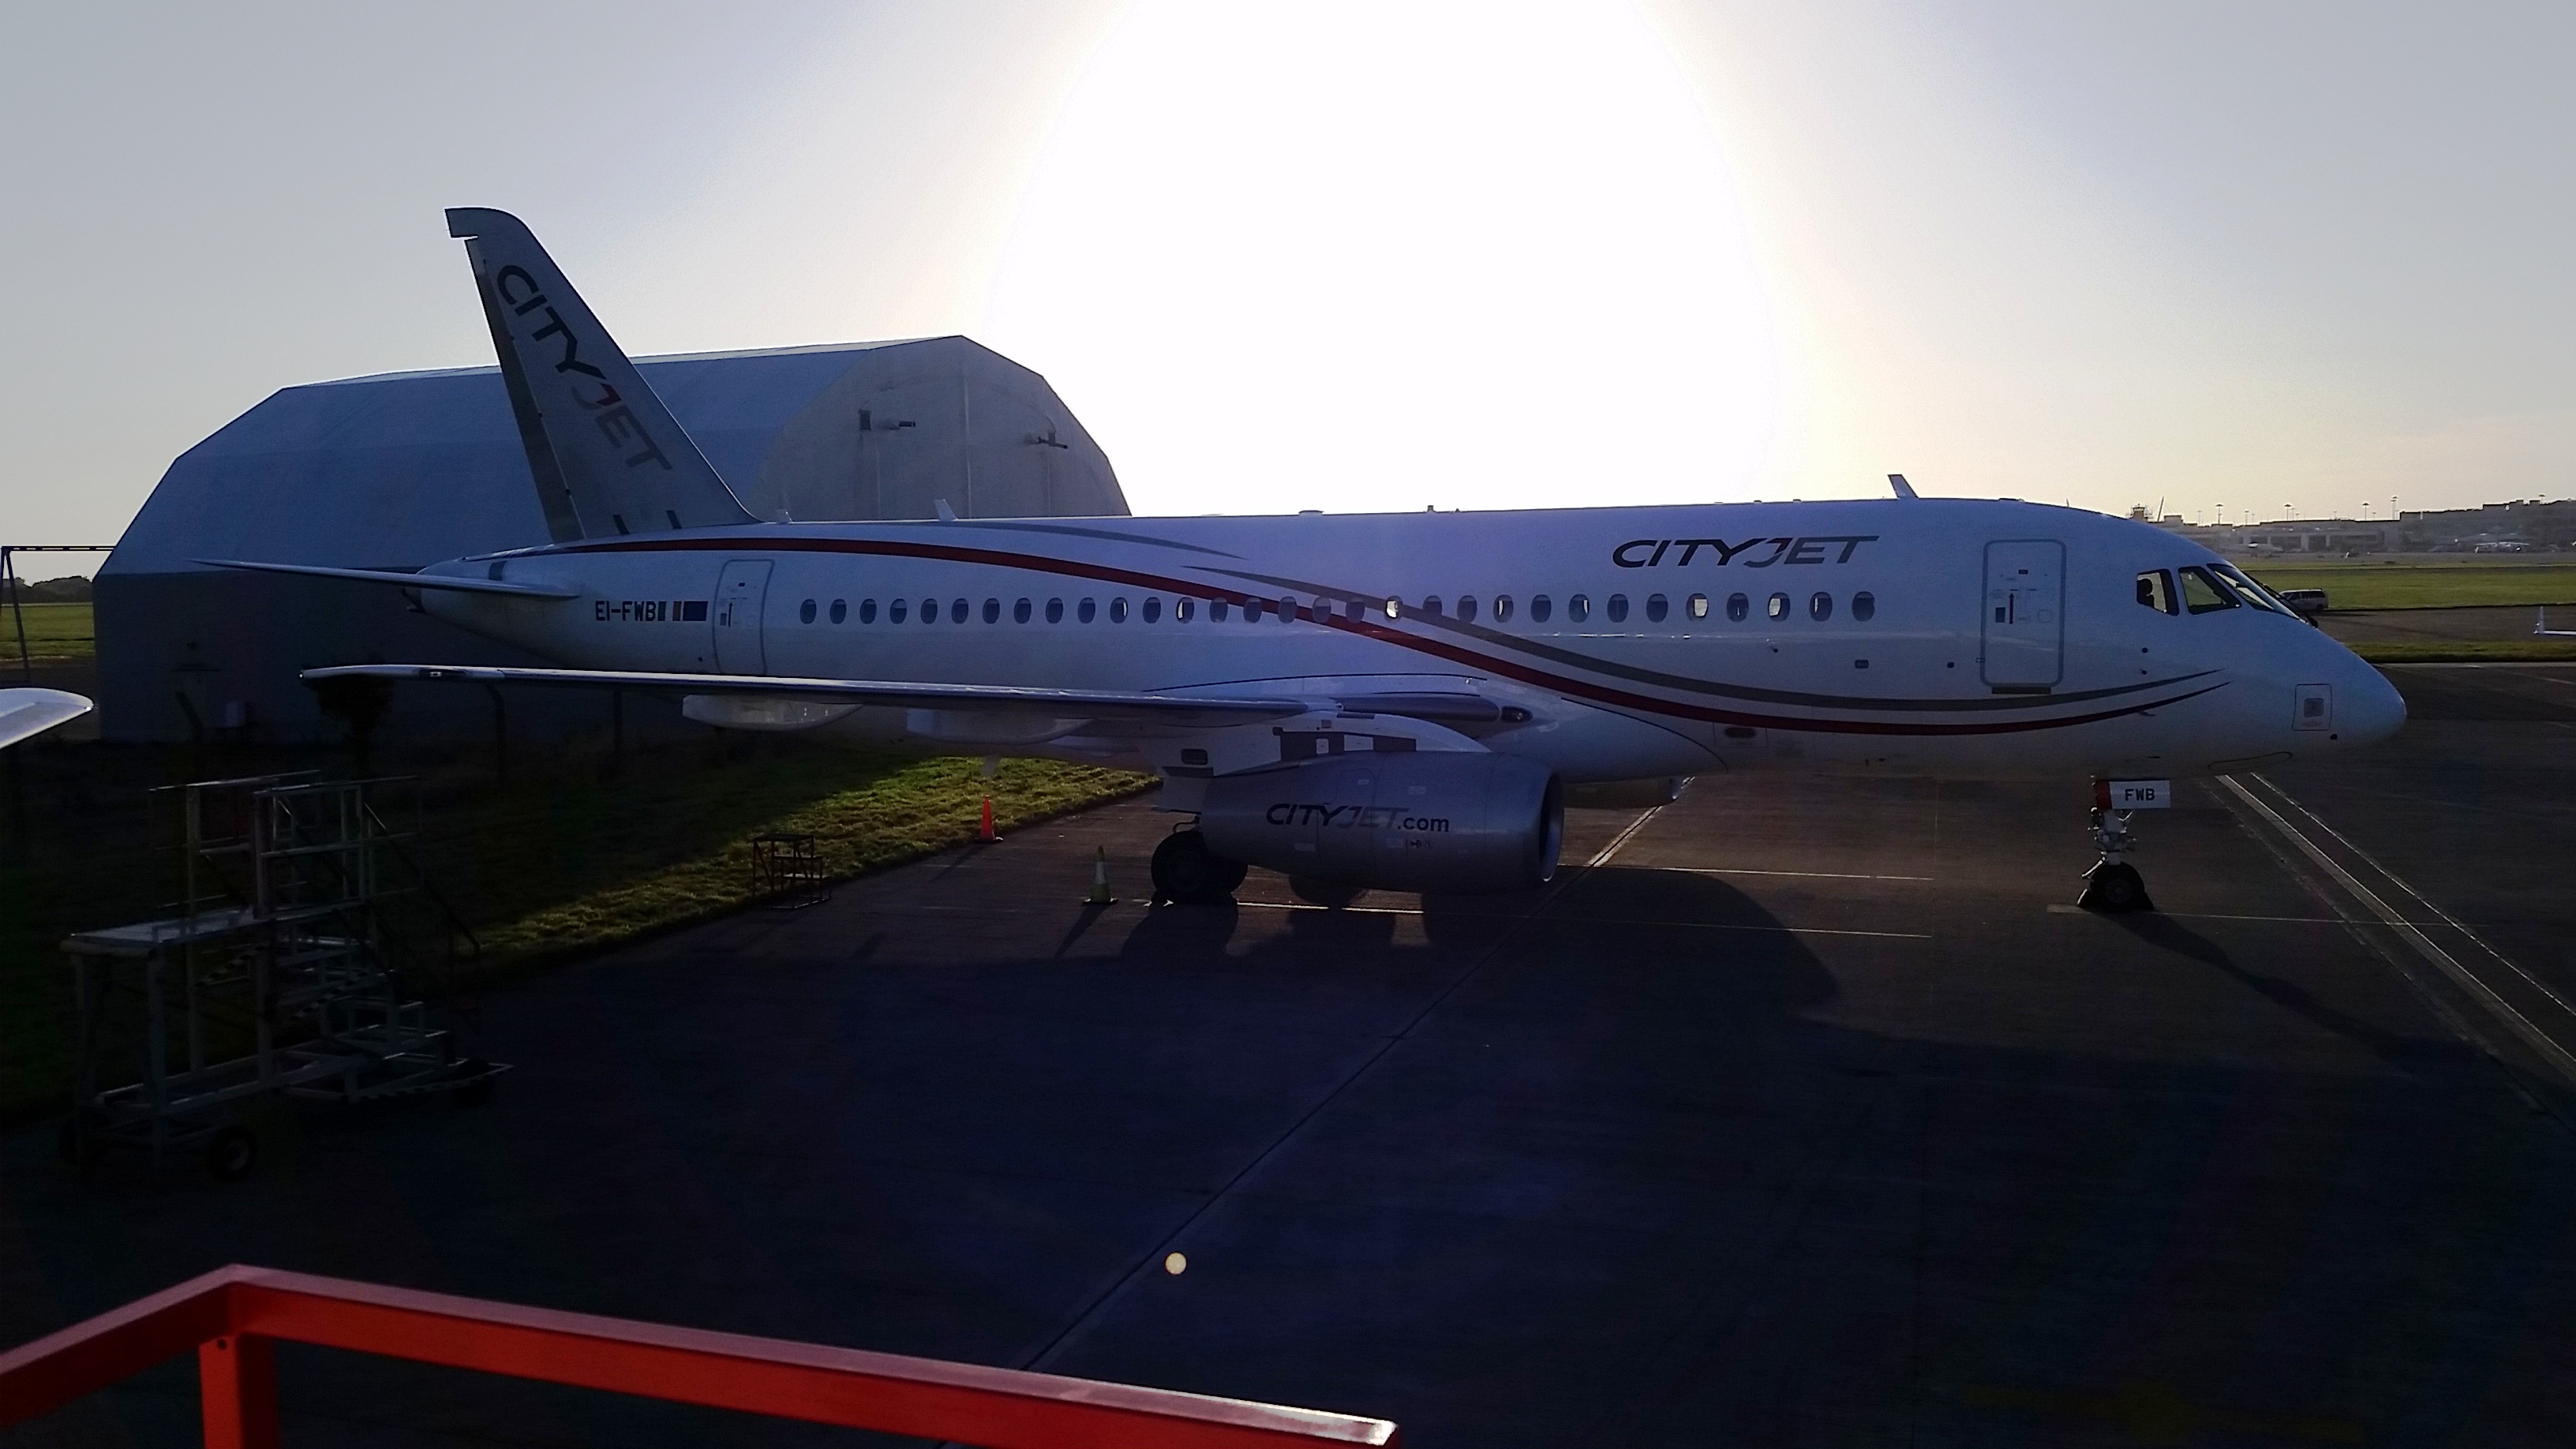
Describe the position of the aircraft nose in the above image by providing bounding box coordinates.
[2336,657,2408,744]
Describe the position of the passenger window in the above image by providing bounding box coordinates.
[1143,597,1162,623]
[889,599,908,623]
[830,599,847,623]
[1687,593,1708,620]
[1495,595,1515,622]
[1046,597,1064,623]
[1570,594,1590,622]
[1458,595,1478,622]
[1726,593,1748,622]
[1530,594,1552,623]
[799,599,817,624]
[1646,594,1668,623]
[1279,595,1297,622]
[1345,599,1365,622]
[859,599,878,624]
[2136,571,2177,615]
[949,599,968,623]
[1245,598,1265,621]
[1423,597,1444,618]
[1852,591,1874,623]
[1175,597,1194,622]
[1110,597,1130,623]
[1383,597,1401,620]
[1810,592,1833,622]
[922,597,939,623]
[1211,598,1230,622]
[1606,594,1628,623]
[1766,592,1790,621]
[1013,598,1032,623]
[982,597,1000,624]
[2178,567,2238,614]
[1078,597,1097,623]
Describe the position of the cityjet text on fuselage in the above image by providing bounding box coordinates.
[1608,535,1879,569]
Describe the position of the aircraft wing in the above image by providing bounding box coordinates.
[0,688,92,749]
[198,559,582,599]
[301,663,1312,727]
[301,665,1525,730]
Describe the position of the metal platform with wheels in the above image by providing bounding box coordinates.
[59,773,507,1180]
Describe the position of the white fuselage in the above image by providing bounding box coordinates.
[415,498,2405,784]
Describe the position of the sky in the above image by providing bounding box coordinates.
[2,0,2567,564]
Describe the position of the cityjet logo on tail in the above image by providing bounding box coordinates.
[1267,803,1452,833]
[1610,535,1878,568]
[491,265,674,472]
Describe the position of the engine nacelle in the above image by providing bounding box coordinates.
[1198,754,1563,893]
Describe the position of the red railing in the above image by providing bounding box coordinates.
[0,1264,1399,1448]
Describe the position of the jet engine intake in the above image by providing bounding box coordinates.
[1198,754,1563,893]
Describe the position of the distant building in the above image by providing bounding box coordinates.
[96,338,1127,744]
[2398,498,2576,551]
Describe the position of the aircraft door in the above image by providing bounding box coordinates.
[713,560,773,674]
[1981,540,2065,688]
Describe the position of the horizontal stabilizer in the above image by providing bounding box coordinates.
[445,208,756,542]
[0,688,92,749]
[198,560,581,598]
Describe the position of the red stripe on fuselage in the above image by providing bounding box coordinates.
[536,534,2227,737]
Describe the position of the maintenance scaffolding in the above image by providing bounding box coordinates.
[60,773,505,1180]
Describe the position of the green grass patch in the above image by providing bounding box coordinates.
[468,754,1148,964]
[0,739,1148,1124]
[2247,562,2576,611]
[2349,638,2576,664]
[0,601,94,662]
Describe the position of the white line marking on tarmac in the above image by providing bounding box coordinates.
[2218,774,2576,1086]
[1666,867,1937,883]
[1227,897,1929,938]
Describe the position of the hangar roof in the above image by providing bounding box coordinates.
[106,337,1125,576]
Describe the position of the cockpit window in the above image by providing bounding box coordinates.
[2136,570,2177,616]
[2209,563,2291,614]
[2177,566,2240,614]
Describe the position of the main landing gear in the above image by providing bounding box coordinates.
[1151,827,1247,906]
[2077,788,2155,914]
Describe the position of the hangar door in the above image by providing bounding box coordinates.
[713,560,772,674]
[1981,540,2064,689]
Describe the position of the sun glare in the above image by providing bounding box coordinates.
[981,2,1778,518]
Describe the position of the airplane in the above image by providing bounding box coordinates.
[0,689,92,750]
[210,208,2406,914]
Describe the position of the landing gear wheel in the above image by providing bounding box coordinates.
[2079,861,2153,914]
[1288,876,1365,909]
[204,1125,258,1183]
[1151,830,1245,905]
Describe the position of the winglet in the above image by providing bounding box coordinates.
[1889,474,1919,500]
[935,499,959,523]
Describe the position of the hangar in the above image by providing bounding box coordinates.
[95,336,1127,743]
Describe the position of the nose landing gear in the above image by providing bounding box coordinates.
[2078,786,2155,913]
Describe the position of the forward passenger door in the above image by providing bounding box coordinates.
[1981,540,2064,689]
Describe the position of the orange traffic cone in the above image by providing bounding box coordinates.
[1084,846,1116,904]
[979,796,998,841]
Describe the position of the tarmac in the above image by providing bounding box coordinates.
[5,664,2575,1447]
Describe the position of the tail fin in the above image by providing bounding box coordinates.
[447,208,756,541]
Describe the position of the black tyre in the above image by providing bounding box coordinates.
[2079,862,2154,914]
[1151,830,1245,904]
[204,1125,258,1183]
